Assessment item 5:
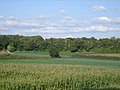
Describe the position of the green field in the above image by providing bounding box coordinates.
[0,51,120,90]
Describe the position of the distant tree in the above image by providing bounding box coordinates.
[49,46,60,58]
[0,35,10,50]
[0,35,120,53]
[7,43,16,52]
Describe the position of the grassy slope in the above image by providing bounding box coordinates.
[0,51,120,69]
[0,58,120,69]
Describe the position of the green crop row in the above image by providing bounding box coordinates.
[0,64,120,90]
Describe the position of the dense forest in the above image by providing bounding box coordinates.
[0,35,120,53]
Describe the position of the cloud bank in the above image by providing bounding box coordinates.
[92,5,107,12]
[0,7,120,38]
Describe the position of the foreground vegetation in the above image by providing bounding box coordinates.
[0,64,120,90]
[0,51,120,89]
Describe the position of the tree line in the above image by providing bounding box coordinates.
[0,35,120,53]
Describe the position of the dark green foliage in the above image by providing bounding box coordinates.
[7,43,16,52]
[71,47,78,52]
[49,46,60,58]
[0,35,10,50]
[0,35,120,53]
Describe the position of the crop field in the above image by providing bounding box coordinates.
[0,51,120,90]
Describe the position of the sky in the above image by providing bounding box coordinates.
[0,0,120,39]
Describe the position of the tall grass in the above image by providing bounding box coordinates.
[0,64,120,90]
[72,53,120,60]
[0,53,50,60]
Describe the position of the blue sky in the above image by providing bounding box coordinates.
[0,0,120,38]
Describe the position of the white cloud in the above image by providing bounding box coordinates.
[87,25,120,32]
[5,18,49,28]
[30,27,65,34]
[63,16,73,21]
[0,25,9,30]
[36,15,53,20]
[0,16,5,19]
[60,9,66,14]
[7,16,18,20]
[0,16,120,38]
[95,16,120,24]
[113,18,120,24]
[30,29,53,33]
[95,16,111,22]
[92,5,107,12]
[60,16,89,27]
[0,25,3,29]
[86,25,112,32]
[69,25,120,32]
[0,15,89,32]
[66,35,74,38]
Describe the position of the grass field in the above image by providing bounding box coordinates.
[0,51,120,90]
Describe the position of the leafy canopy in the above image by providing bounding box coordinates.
[49,46,60,58]
[7,43,16,52]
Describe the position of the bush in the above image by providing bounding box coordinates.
[7,43,16,52]
[49,46,60,58]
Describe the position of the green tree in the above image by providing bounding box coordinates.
[7,43,16,52]
[0,35,10,50]
[49,46,60,58]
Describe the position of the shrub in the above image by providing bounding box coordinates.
[49,46,60,58]
[7,43,16,52]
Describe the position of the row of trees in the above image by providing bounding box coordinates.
[0,35,120,53]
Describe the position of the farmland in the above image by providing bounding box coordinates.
[1,0,120,89]
[0,64,120,90]
[0,51,120,90]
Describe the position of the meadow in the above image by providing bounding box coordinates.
[0,51,120,90]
